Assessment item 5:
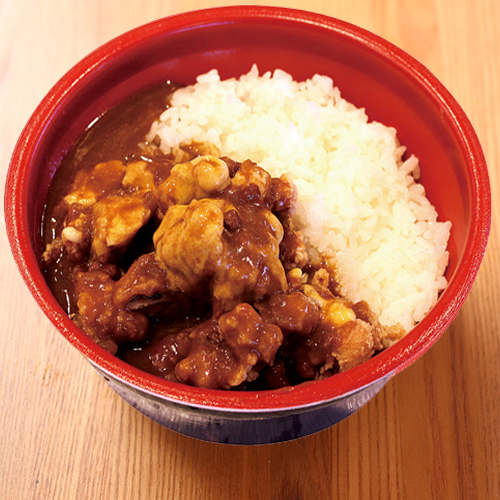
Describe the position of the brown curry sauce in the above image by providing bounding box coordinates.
[41,82,405,391]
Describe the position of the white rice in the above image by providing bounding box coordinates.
[146,65,451,331]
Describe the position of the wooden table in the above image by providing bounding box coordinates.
[1,1,499,498]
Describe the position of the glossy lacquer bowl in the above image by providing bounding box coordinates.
[4,6,490,444]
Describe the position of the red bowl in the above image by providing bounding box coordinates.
[4,6,490,444]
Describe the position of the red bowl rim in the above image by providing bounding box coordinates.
[5,6,491,411]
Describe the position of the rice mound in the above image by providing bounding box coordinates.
[146,65,451,331]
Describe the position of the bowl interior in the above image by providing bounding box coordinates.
[6,7,490,410]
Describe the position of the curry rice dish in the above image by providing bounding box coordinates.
[41,67,451,391]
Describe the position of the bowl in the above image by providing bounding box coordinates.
[4,6,490,444]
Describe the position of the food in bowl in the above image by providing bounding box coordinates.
[41,66,451,391]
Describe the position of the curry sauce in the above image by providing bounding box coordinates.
[41,82,405,390]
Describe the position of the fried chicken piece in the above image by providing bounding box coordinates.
[122,329,192,381]
[74,252,185,353]
[219,303,283,366]
[231,160,272,199]
[208,160,290,313]
[122,160,157,191]
[74,268,149,352]
[46,160,168,265]
[267,174,298,217]
[91,190,156,262]
[122,160,176,211]
[43,202,92,264]
[351,300,407,350]
[264,174,309,272]
[333,320,376,372]
[43,161,127,264]
[64,160,127,208]
[75,252,208,356]
[256,291,320,336]
[153,198,227,300]
[158,155,230,211]
[89,160,174,262]
[279,218,309,272]
[113,253,170,308]
[300,283,375,373]
[175,303,283,389]
[154,193,288,314]
[211,206,287,315]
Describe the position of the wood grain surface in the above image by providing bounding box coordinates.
[1,0,499,499]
